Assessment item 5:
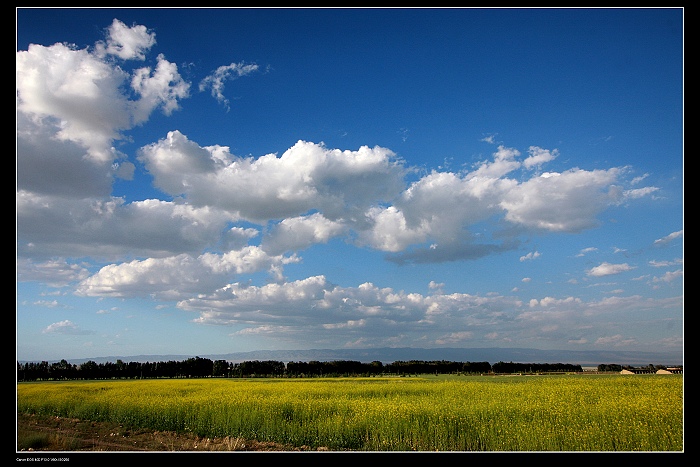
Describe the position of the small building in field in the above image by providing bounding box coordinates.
[657,367,683,374]
[621,367,682,375]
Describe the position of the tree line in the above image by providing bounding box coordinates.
[16,357,594,381]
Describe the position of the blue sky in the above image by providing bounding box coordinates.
[16,7,683,363]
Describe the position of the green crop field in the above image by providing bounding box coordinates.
[16,374,683,451]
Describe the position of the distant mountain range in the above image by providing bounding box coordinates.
[22,347,683,367]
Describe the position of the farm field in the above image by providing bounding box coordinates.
[17,374,683,452]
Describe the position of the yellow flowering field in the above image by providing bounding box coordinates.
[16,374,683,451]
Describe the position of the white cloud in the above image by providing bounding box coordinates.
[16,258,90,287]
[576,247,598,257]
[16,22,188,165]
[630,174,649,185]
[75,247,299,299]
[649,259,682,267]
[501,168,624,232]
[528,296,583,309]
[522,146,558,169]
[624,186,659,200]
[17,42,132,164]
[15,15,683,360]
[17,17,680,353]
[469,145,521,179]
[94,19,156,60]
[358,206,428,252]
[168,275,680,349]
[180,276,509,326]
[651,269,683,283]
[586,262,634,277]
[138,135,406,223]
[520,251,541,262]
[435,331,474,345]
[42,320,93,335]
[33,300,60,308]
[17,193,233,261]
[262,213,347,255]
[199,62,260,110]
[130,54,191,121]
[594,334,636,347]
[654,230,683,246]
[17,51,659,270]
[223,227,260,250]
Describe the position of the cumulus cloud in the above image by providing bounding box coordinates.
[19,114,660,280]
[174,275,526,346]
[261,213,348,255]
[16,19,189,166]
[94,18,156,60]
[469,145,522,179]
[16,18,676,353]
[16,112,126,198]
[17,194,233,261]
[130,53,191,120]
[18,20,659,272]
[165,277,679,349]
[138,134,407,223]
[500,168,624,232]
[523,146,558,169]
[75,247,300,300]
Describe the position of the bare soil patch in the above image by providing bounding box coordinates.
[17,412,328,452]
